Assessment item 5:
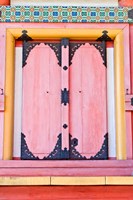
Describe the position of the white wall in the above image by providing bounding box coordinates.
[13,47,22,158]
[11,0,118,7]
[107,48,116,158]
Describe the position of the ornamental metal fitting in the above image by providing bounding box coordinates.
[61,38,69,48]
[97,30,112,42]
[61,88,69,106]
[17,30,33,42]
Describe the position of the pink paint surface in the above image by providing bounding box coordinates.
[22,43,61,158]
[69,43,107,158]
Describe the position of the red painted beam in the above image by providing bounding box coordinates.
[119,0,133,6]
[0,186,133,200]
[0,0,10,5]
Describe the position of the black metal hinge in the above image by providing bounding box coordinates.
[128,9,133,20]
[61,38,69,48]
[61,88,69,106]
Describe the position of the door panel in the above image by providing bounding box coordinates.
[69,42,107,158]
[22,43,61,159]
[21,40,108,160]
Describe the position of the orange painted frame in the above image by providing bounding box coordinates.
[0,23,131,178]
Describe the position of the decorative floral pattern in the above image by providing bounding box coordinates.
[0,6,132,23]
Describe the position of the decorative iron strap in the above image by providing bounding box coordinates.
[69,43,85,65]
[21,133,39,160]
[45,43,61,66]
[69,42,107,67]
[21,132,108,160]
[17,30,61,67]
[23,42,40,67]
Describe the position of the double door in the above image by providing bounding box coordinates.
[21,39,107,160]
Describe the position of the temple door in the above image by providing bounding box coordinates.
[21,39,108,160]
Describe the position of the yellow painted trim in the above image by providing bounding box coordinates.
[114,31,126,160]
[1,176,133,186]
[9,28,121,40]
[0,176,50,185]
[3,31,15,160]
[106,177,133,185]
[51,176,105,185]
[3,27,127,160]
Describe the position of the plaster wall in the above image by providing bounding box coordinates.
[11,0,118,7]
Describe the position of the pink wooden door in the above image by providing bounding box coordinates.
[21,41,62,159]
[21,39,108,160]
[69,42,107,159]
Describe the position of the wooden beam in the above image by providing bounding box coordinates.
[51,177,105,185]
[8,28,120,40]
[0,0,10,5]
[3,30,15,160]
[0,176,50,185]
[106,176,133,185]
[114,31,126,160]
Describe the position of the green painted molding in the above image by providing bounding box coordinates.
[0,6,133,23]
